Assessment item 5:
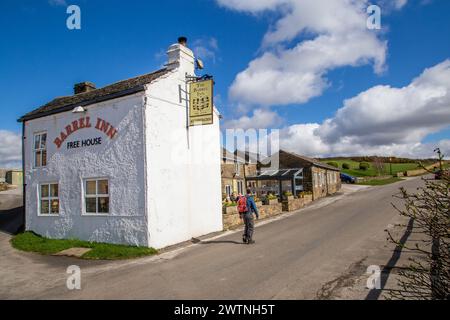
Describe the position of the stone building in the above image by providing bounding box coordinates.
[276,150,341,200]
[6,170,23,185]
[249,150,341,200]
[221,148,257,199]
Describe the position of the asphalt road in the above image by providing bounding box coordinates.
[0,188,23,235]
[0,177,426,299]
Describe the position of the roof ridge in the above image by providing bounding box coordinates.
[19,67,169,122]
[279,149,340,171]
[97,67,168,89]
[66,67,168,99]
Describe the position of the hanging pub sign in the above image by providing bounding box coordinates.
[189,79,213,126]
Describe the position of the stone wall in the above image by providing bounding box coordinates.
[282,197,304,212]
[282,195,313,212]
[221,162,239,178]
[404,163,440,177]
[221,191,317,229]
[311,167,341,200]
[222,202,283,230]
[304,194,313,204]
[245,163,258,177]
[258,202,283,219]
[356,175,392,183]
[222,206,241,229]
[311,167,327,200]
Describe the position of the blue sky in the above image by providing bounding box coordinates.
[1,0,450,167]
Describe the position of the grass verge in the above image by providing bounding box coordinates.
[11,232,158,260]
[357,177,404,186]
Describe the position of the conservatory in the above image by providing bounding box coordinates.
[246,168,304,198]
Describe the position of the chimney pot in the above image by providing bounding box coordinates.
[177,36,187,46]
[74,82,96,94]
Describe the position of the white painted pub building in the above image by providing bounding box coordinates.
[18,38,223,249]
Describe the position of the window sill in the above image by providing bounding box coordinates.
[82,213,110,217]
[38,214,59,217]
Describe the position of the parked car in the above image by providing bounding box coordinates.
[340,173,356,184]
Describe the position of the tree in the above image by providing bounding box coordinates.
[373,157,385,176]
[387,151,449,300]
[342,163,350,169]
[359,162,370,171]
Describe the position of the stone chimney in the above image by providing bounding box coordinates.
[74,82,96,95]
[166,36,195,74]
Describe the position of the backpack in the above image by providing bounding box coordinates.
[237,196,248,213]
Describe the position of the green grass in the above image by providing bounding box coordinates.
[223,201,237,207]
[357,177,404,186]
[322,159,421,177]
[11,232,158,260]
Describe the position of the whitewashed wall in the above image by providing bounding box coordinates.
[24,42,223,249]
[144,44,223,249]
[24,93,149,246]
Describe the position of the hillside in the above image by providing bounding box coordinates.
[320,158,424,177]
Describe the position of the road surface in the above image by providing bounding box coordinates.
[0,187,23,235]
[0,177,426,299]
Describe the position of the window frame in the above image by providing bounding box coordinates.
[235,162,240,176]
[33,131,48,168]
[225,185,232,197]
[38,182,59,216]
[237,180,244,195]
[82,178,110,216]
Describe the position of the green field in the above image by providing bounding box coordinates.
[322,159,421,177]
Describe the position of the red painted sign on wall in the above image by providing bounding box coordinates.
[54,117,118,149]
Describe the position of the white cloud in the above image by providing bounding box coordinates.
[223,108,283,129]
[280,124,450,159]
[278,60,450,158]
[192,37,219,64]
[218,0,387,107]
[394,0,408,8]
[319,60,450,145]
[279,123,329,155]
[0,130,22,169]
[218,0,447,159]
